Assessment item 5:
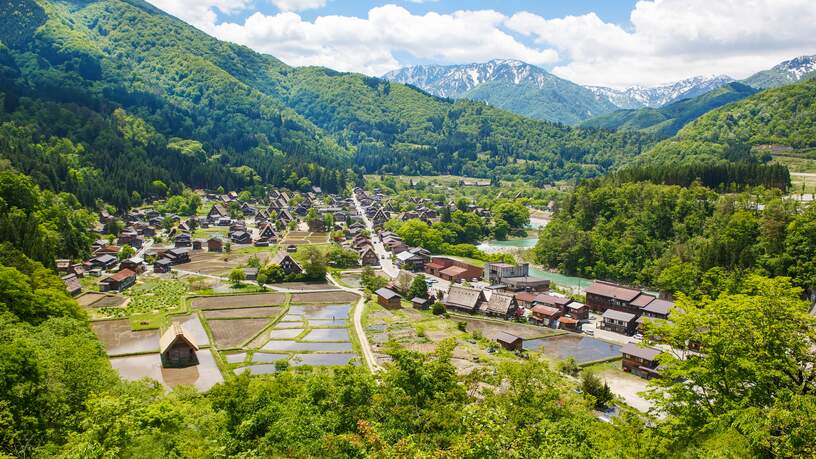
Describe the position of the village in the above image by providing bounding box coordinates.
[55,183,676,414]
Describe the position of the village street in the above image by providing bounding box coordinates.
[352,194,399,279]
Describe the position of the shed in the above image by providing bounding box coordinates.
[160,322,199,368]
[494,331,523,351]
[376,287,402,309]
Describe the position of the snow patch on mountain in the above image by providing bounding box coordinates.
[586,75,736,109]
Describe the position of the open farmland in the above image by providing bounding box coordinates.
[191,292,286,309]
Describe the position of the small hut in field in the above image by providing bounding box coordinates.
[160,322,199,368]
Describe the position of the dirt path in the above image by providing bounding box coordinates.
[327,273,381,373]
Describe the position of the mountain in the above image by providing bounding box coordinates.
[641,78,816,167]
[742,55,816,89]
[382,60,618,124]
[0,0,655,207]
[580,82,758,138]
[586,75,736,109]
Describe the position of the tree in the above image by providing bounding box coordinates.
[256,272,268,290]
[228,268,245,286]
[361,266,387,292]
[644,275,816,456]
[407,274,429,299]
[301,246,327,280]
[581,371,613,409]
[431,302,446,315]
[118,244,136,261]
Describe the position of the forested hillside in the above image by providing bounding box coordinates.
[0,0,658,197]
[580,82,757,138]
[534,181,815,295]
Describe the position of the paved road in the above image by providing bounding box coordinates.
[327,273,381,372]
[352,194,398,279]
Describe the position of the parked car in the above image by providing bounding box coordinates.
[583,329,595,336]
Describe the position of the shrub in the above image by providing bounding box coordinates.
[431,302,446,315]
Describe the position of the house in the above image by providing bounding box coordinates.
[585,281,641,314]
[271,252,303,275]
[620,342,662,379]
[160,322,199,368]
[444,285,486,313]
[162,248,191,265]
[411,297,430,310]
[558,316,580,331]
[258,224,277,242]
[243,268,258,281]
[641,299,675,321]
[565,301,589,320]
[56,259,72,273]
[175,233,192,248]
[207,237,223,252]
[375,288,402,309]
[119,257,146,274]
[359,247,379,266]
[481,293,517,320]
[426,257,483,282]
[230,230,251,244]
[494,332,523,351]
[154,258,172,273]
[88,254,118,270]
[514,291,537,309]
[484,262,530,284]
[500,276,550,292]
[531,305,561,324]
[395,250,428,271]
[99,269,137,292]
[62,274,82,297]
[602,309,638,336]
[208,205,228,222]
[532,293,572,312]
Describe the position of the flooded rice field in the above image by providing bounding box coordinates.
[110,349,223,391]
[225,352,247,364]
[262,341,353,352]
[208,318,270,348]
[266,328,305,339]
[291,291,359,304]
[289,304,351,319]
[302,328,350,342]
[308,319,347,327]
[523,334,622,364]
[202,306,281,319]
[291,353,358,366]
[92,320,160,356]
[251,352,289,363]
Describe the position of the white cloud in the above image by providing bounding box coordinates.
[148,0,251,33]
[213,5,558,76]
[146,0,816,87]
[506,0,816,87]
[271,0,327,13]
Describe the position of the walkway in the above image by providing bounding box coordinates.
[327,273,382,372]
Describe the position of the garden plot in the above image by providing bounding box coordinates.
[208,318,271,348]
[202,306,281,319]
[455,316,560,340]
[110,349,223,392]
[192,293,285,310]
[290,291,359,304]
[92,319,160,356]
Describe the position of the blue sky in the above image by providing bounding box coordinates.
[148,0,816,87]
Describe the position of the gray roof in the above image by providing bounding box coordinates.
[602,309,637,322]
[621,342,661,361]
[643,299,674,316]
[375,288,401,300]
[445,286,485,311]
[482,293,515,315]
[586,282,641,302]
[494,331,522,344]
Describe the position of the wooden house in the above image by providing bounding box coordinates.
[62,274,82,297]
[602,309,638,335]
[359,247,379,266]
[494,332,523,351]
[444,286,486,314]
[160,322,199,368]
[271,252,303,275]
[207,237,223,252]
[99,269,137,292]
[620,342,662,379]
[585,281,641,314]
[154,258,172,273]
[481,293,517,320]
[376,288,402,309]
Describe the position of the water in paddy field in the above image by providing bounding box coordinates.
[523,335,621,364]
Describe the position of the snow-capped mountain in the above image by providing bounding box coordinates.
[382,60,619,124]
[586,75,736,109]
[743,55,816,89]
[384,59,563,98]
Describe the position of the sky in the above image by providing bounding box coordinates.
[145,0,816,88]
